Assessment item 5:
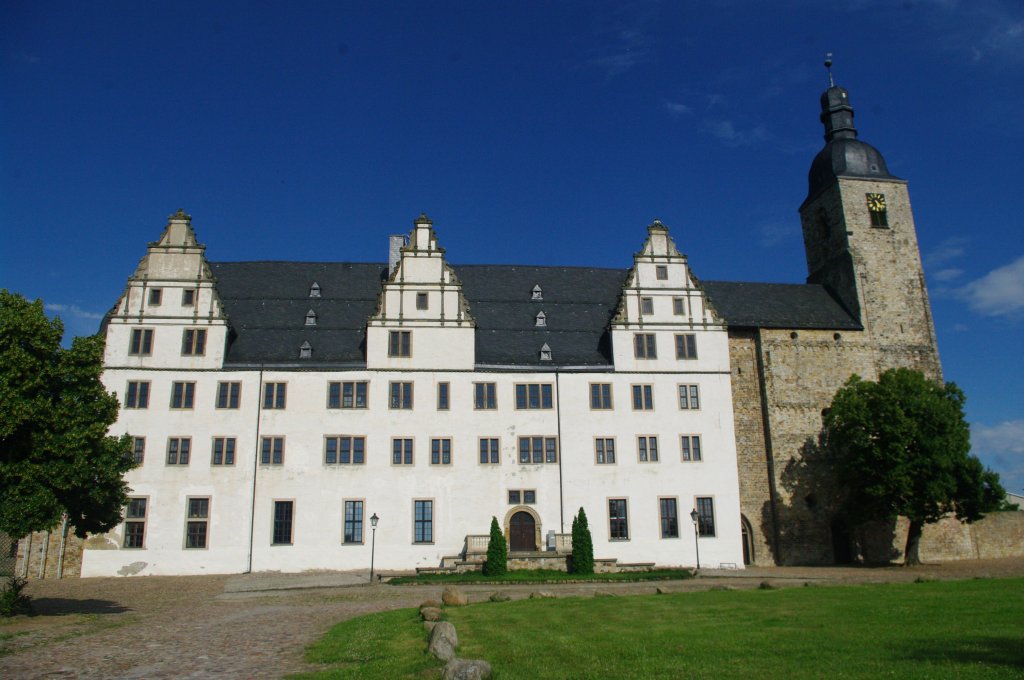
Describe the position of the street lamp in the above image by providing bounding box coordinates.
[369,513,380,584]
[689,509,701,571]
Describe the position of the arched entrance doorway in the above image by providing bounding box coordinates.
[509,511,537,552]
[740,515,755,566]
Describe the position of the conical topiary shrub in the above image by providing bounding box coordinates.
[570,507,594,574]
[483,516,508,576]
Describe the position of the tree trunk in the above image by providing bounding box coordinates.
[903,519,924,566]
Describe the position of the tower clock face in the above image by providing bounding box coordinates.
[866,193,886,212]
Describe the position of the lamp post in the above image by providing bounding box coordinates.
[369,513,380,584]
[689,508,701,571]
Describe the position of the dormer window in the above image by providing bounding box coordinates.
[535,311,547,327]
[531,285,543,301]
[148,288,162,306]
[640,297,654,315]
[305,309,317,326]
[539,343,552,361]
[416,292,428,310]
[309,282,321,298]
[182,289,196,306]
[656,265,668,280]
[299,341,312,359]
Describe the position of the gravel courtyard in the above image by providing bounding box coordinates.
[3,558,1023,679]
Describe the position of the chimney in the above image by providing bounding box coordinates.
[388,234,406,275]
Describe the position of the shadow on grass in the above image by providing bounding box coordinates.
[904,636,1024,670]
[27,598,130,616]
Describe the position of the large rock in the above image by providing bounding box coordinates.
[421,606,443,621]
[428,621,459,661]
[488,591,511,602]
[529,590,555,599]
[442,586,469,606]
[444,658,493,680]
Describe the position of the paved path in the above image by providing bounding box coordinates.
[3,558,1023,679]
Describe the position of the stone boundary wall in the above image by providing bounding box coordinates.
[862,512,1024,563]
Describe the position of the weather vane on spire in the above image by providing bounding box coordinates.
[824,52,835,88]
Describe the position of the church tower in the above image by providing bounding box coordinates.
[799,66,941,378]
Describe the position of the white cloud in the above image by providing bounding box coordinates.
[973,420,1024,494]
[956,255,1024,318]
[933,268,964,282]
[703,120,769,147]
[759,222,800,247]
[664,101,692,116]
[45,303,103,320]
[924,237,968,267]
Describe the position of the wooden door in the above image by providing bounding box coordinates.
[509,511,536,551]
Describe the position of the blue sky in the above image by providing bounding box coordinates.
[2,1,1022,492]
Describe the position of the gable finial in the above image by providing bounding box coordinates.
[824,52,834,88]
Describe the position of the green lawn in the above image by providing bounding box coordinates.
[295,578,1024,679]
[388,568,693,585]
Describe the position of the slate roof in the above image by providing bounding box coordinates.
[208,262,860,368]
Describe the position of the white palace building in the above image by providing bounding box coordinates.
[83,212,745,576]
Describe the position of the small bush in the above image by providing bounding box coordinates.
[0,577,31,617]
[483,517,507,577]
[570,507,594,575]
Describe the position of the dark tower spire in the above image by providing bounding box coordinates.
[820,55,857,142]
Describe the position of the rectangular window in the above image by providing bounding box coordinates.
[609,499,629,540]
[656,265,668,280]
[640,297,654,315]
[125,381,150,409]
[508,490,521,505]
[631,384,654,410]
[681,435,703,462]
[590,383,612,410]
[414,500,433,543]
[273,501,294,545]
[389,381,413,409]
[479,438,500,465]
[675,334,698,359]
[392,438,414,465]
[167,437,191,465]
[181,328,207,356]
[634,333,657,359]
[437,382,450,410]
[212,437,236,465]
[524,490,536,504]
[595,438,616,465]
[660,498,679,539]
[182,289,196,306]
[170,381,195,409]
[132,437,145,465]
[124,497,147,548]
[148,288,162,305]
[678,384,700,410]
[216,381,241,409]
[344,500,364,544]
[430,438,452,465]
[185,497,210,549]
[514,383,553,409]
[263,382,286,409]
[416,292,428,310]
[129,328,153,355]
[638,435,659,462]
[388,330,411,357]
[672,297,686,316]
[328,381,368,409]
[474,382,497,409]
[260,436,284,465]
[325,436,366,465]
[518,436,558,464]
[696,497,716,537]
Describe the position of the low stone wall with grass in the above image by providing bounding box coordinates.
[861,511,1024,563]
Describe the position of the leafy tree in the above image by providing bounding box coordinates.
[570,507,594,574]
[822,368,1005,565]
[483,516,507,576]
[0,290,135,539]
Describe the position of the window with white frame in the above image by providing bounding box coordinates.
[185,497,210,549]
[123,497,147,548]
[631,384,654,410]
[638,435,659,462]
[595,438,616,464]
[328,381,368,409]
[678,384,700,410]
[325,436,366,465]
[681,435,702,462]
[634,333,657,359]
[260,436,284,465]
[518,436,557,464]
[212,437,236,465]
[430,438,452,465]
[125,381,150,409]
[344,500,364,544]
[167,437,190,465]
[392,438,413,465]
[675,333,698,359]
[609,499,629,540]
[479,438,500,464]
